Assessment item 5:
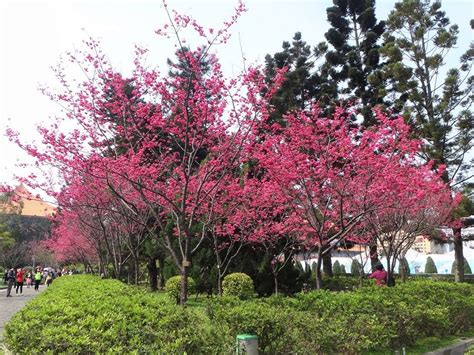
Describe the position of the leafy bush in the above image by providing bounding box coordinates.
[398,257,410,276]
[164,275,196,302]
[5,276,473,354]
[222,272,254,299]
[4,275,216,354]
[451,257,472,274]
[425,257,438,273]
[332,260,342,274]
[350,259,363,275]
[207,280,474,353]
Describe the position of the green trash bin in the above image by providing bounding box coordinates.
[236,334,258,355]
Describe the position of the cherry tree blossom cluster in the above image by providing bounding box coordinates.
[6,2,458,301]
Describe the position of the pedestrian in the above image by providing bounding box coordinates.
[34,269,42,291]
[45,273,53,287]
[5,268,15,297]
[26,271,32,288]
[368,263,388,286]
[15,268,25,294]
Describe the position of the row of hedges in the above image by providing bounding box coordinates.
[206,281,474,353]
[5,276,474,354]
[4,276,219,354]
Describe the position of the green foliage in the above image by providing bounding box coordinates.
[340,264,346,274]
[332,260,342,275]
[350,259,363,276]
[5,276,473,354]
[324,0,387,125]
[322,275,371,291]
[425,257,438,274]
[222,272,254,300]
[399,257,411,276]
[382,0,473,186]
[451,257,472,274]
[206,280,474,353]
[264,32,331,126]
[164,275,196,301]
[4,276,216,354]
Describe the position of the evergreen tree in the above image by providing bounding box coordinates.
[264,32,330,125]
[324,0,387,125]
[382,0,473,183]
[424,256,438,274]
[451,257,472,275]
[398,257,410,281]
[350,259,363,276]
[382,0,473,283]
[333,260,342,275]
[341,264,347,274]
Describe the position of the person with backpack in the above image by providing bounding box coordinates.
[34,269,42,291]
[369,263,388,286]
[5,268,15,297]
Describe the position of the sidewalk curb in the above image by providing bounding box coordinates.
[424,338,474,355]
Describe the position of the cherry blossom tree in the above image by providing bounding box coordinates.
[245,107,452,288]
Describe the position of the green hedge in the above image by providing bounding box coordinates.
[207,280,474,353]
[4,276,218,354]
[5,276,474,354]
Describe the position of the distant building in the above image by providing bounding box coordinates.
[0,184,55,218]
[411,235,452,254]
[0,185,55,245]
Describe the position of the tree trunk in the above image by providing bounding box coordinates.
[400,257,407,282]
[369,244,379,271]
[315,249,323,289]
[322,252,333,277]
[180,265,189,306]
[147,258,158,292]
[217,273,223,296]
[133,256,139,285]
[273,271,279,296]
[453,227,464,283]
[157,257,165,290]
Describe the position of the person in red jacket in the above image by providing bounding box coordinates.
[15,268,25,294]
[369,263,387,286]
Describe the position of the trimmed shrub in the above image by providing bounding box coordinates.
[4,276,215,354]
[222,272,254,300]
[350,259,363,276]
[451,257,472,274]
[5,275,473,354]
[333,260,342,275]
[425,257,438,274]
[398,257,410,276]
[165,275,196,302]
[206,280,474,353]
[340,264,346,274]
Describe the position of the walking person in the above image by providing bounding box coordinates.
[5,268,15,297]
[34,269,42,291]
[26,270,32,288]
[15,268,25,294]
[45,273,53,287]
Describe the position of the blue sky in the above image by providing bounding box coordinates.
[0,0,472,186]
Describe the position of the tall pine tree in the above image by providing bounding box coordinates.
[264,32,331,125]
[324,0,386,125]
[382,0,473,282]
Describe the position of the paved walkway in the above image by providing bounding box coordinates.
[0,284,45,338]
